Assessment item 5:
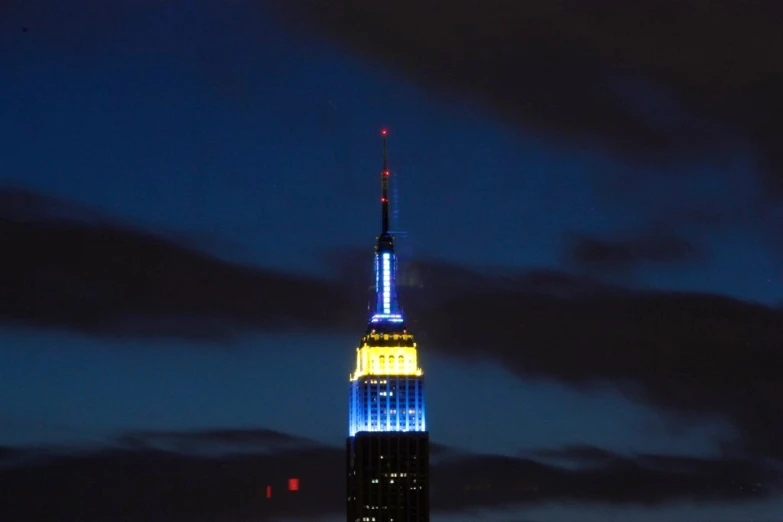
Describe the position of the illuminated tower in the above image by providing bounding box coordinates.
[346,130,429,522]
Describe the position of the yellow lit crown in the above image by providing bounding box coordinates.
[350,332,423,381]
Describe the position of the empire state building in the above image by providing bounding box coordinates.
[346,130,429,522]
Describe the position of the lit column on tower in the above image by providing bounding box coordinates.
[346,130,429,522]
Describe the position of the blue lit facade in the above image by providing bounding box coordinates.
[348,337,426,437]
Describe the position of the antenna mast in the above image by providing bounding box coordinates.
[381,129,390,235]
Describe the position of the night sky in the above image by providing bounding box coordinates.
[1,1,782,521]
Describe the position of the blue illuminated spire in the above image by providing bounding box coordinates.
[369,129,404,326]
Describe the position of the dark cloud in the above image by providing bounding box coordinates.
[114,428,320,455]
[0,430,776,521]
[401,259,783,461]
[270,0,783,195]
[526,444,618,467]
[0,446,28,463]
[434,451,776,510]
[2,188,781,463]
[0,447,19,459]
[0,187,354,342]
[0,188,116,224]
[564,230,703,274]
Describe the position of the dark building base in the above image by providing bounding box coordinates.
[347,432,429,522]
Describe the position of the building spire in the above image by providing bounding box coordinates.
[370,128,403,327]
[381,128,390,235]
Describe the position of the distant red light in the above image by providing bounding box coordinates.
[288,478,300,491]
[381,129,388,136]
[383,170,389,176]
[266,485,272,499]
[382,198,387,202]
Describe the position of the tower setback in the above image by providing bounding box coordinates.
[346,130,429,522]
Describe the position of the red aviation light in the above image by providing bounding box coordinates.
[288,478,300,491]
[381,128,388,136]
[383,170,389,176]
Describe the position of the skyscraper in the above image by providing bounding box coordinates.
[346,130,429,522]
